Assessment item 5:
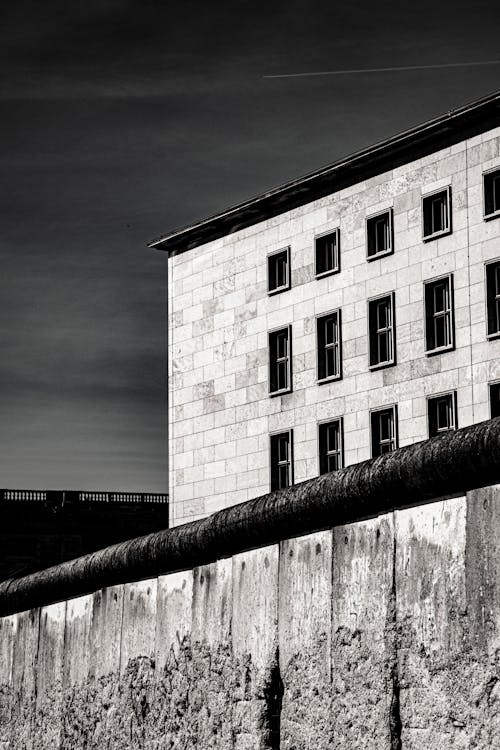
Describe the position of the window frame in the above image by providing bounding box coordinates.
[315,227,340,278]
[424,273,455,355]
[422,186,452,241]
[483,167,500,221]
[489,380,500,418]
[366,208,394,261]
[367,292,396,370]
[316,308,342,384]
[267,246,291,296]
[269,429,294,492]
[485,259,500,340]
[427,391,457,438]
[370,405,398,458]
[318,418,344,476]
[268,324,292,397]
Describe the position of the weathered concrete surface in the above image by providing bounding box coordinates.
[61,595,92,750]
[279,531,333,749]
[332,513,395,749]
[0,616,15,749]
[465,485,500,748]
[232,545,279,750]
[4,488,500,748]
[86,585,124,749]
[190,558,233,748]
[34,602,66,750]
[396,497,470,749]
[9,608,39,750]
[148,570,193,748]
[116,579,157,750]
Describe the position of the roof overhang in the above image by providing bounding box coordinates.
[148,91,500,255]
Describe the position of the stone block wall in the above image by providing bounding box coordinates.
[2,485,500,748]
[168,126,500,525]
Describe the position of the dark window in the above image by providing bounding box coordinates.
[424,275,454,353]
[428,392,457,437]
[486,260,500,338]
[315,229,340,277]
[268,247,290,294]
[268,326,292,395]
[368,293,395,368]
[422,187,452,240]
[484,169,500,219]
[367,209,393,259]
[317,310,342,382]
[318,419,343,475]
[371,406,398,457]
[490,382,500,418]
[270,430,293,491]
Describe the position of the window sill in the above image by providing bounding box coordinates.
[487,331,500,341]
[366,248,393,262]
[425,344,455,357]
[368,359,396,371]
[268,283,291,296]
[423,227,452,242]
[315,268,340,280]
[484,210,500,222]
[317,374,342,385]
[269,387,293,398]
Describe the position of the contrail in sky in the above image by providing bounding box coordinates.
[263,59,500,79]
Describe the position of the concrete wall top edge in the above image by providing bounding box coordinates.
[2,417,500,617]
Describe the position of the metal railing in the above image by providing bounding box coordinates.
[0,489,168,504]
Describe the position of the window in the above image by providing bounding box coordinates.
[318,419,343,475]
[270,430,293,491]
[424,275,454,354]
[317,309,342,382]
[267,247,290,295]
[490,382,500,418]
[368,293,396,369]
[371,406,398,457]
[484,168,500,220]
[486,260,500,338]
[315,228,340,277]
[427,392,457,437]
[422,187,452,240]
[268,326,292,395]
[367,209,393,259]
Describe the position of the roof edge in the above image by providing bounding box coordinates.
[148,90,500,254]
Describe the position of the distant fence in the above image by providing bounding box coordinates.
[0,489,168,504]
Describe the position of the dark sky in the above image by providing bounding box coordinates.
[1,1,499,493]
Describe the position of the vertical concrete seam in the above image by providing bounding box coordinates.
[31,607,42,746]
[270,541,284,750]
[389,513,402,750]
[151,576,160,720]
[117,586,126,675]
[58,600,68,750]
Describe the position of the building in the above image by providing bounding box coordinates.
[149,91,500,528]
[0,488,168,579]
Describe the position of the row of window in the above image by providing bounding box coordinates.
[268,262,500,395]
[269,383,500,491]
[267,168,500,293]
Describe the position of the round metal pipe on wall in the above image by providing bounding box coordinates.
[1,417,500,617]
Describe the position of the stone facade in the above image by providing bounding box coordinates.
[167,125,500,526]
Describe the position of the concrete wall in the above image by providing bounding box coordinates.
[168,126,500,525]
[2,485,500,748]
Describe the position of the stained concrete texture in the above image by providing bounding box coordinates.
[3,490,500,747]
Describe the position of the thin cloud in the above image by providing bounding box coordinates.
[263,59,500,79]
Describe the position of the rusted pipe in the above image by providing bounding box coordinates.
[1,417,500,617]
